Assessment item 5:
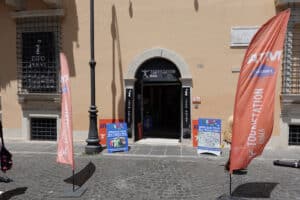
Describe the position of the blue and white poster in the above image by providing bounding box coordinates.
[106,123,128,153]
[197,118,221,156]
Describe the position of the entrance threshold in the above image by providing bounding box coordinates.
[136,138,180,146]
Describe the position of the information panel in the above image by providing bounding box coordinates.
[197,118,221,156]
[106,123,128,153]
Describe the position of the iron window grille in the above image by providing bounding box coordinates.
[30,118,57,140]
[289,125,300,145]
[16,16,61,94]
[282,7,300,94]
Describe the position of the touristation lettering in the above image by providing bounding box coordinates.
[247,88,264,148]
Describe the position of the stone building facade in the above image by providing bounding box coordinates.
[0,0,299,148]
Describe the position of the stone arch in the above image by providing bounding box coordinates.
[124,48,192,142]
[125,48,192,88]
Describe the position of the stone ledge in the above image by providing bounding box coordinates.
[18,93,60,104]
[43,0,62,8]
[281,94,300,104]
[5,0,25,11]
[11,9,64,18]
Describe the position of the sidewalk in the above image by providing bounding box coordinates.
[0,139,299,200]
[5,139,300,161]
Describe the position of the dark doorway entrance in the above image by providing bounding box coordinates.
[134,58,181,140]
[143,83,181,138]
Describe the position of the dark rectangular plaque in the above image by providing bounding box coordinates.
[182,87,191,138]
[125,88,133,137]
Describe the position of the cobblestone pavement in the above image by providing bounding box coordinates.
[0,140,299,200]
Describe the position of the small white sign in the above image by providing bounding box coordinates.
[230,27,259,47]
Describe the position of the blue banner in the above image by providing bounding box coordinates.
[197,118,221,156]
[106,123,128,153]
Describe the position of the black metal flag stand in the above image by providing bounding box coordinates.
[216,172,246,200]
[60,169,87,198]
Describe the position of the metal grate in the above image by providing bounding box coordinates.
[282,6,300,94]
[31,118,57,140]
[16,16,61,94]
[289,125,300,145]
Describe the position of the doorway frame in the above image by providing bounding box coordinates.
[125,48,192,142]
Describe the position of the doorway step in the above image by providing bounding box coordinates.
[135,138,179,146]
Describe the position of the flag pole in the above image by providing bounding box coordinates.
[229,173,232,196]
[72,169,75,192]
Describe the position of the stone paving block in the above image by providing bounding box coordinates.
[133,146,152,155]
[165,146,180,156]
[150,150,165,156]
[181,146,197,156]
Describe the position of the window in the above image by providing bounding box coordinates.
[17,16,61,94]
[282,24,300,94]
[282,7,300,94]
[289,125,300,145]
[31,118,57,140]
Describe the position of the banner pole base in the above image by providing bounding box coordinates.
[59,186,87,198]
[216,194,244,200]
[230,173,232,195]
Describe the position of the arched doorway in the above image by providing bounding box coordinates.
[134,58,181,139]
[125,48,192,142]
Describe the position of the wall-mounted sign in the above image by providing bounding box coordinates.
[197,118,221,156]
[125,88,133,137]
[230,27,259,47]
[192,96,201,109]
[192,96,201,104]
[136,58,180,82]
[182,87,191,138]
[106,123,128,153]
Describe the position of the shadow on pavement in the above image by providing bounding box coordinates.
[0,187,27,200]
[64,162,95,187]
[232,182,278,198]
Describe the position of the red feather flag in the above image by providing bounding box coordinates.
[230,9,290,173]
[57,53,75,170]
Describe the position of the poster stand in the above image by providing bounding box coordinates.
[197,118,221,156]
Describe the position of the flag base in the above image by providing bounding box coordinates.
[216,194,245,200]
[232,169,247,175]
[59,186,87,198]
